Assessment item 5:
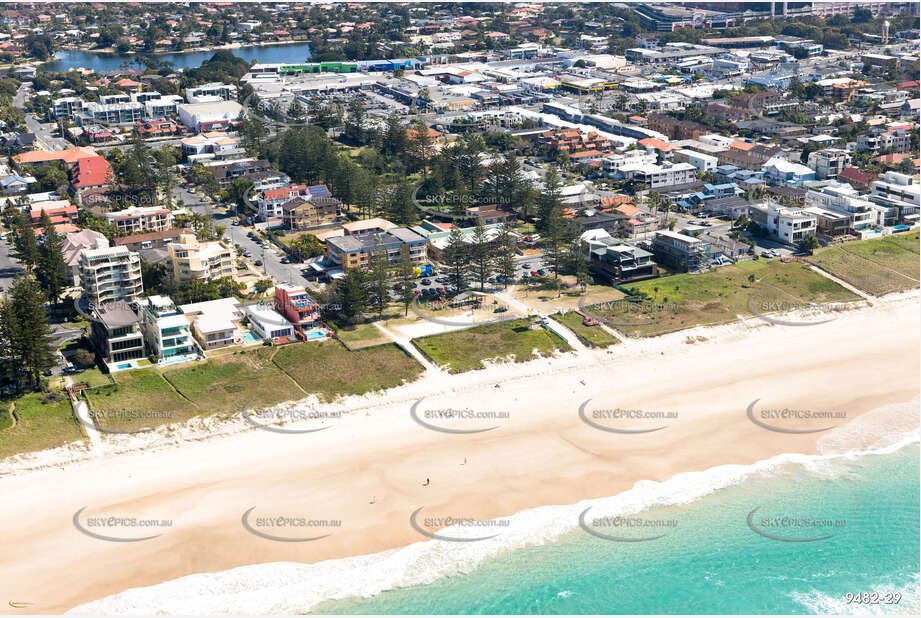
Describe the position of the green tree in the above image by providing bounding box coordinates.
[396,251,416,317]
[465,223,493,291]
[493,223,517,288]
[0,276,57,390]
[368,243,390,319]
[14,211,40,273]
[37,211,68,307]
[797,234,820,254]
[443,228,469,291]
[333,268,368,325]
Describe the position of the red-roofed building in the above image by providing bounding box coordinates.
[30,202,78,228]
[638,137,679,153]
[70,156,114,205]
[837,167,877,192]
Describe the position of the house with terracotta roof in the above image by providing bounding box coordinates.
[29,201,77,229]
[838,167,878,192]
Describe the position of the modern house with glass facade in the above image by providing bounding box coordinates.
[137,295,201,365]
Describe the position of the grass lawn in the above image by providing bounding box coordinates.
[273,340,424,401]
[412,318,573,373]
[72,367,114,388]
[808,232,920,296]
[84,369,197,432]
[336,321,391,350]
[554,311,620,348]
[0,391,85,460]
[162,348,303,415]
[590,260,859,337]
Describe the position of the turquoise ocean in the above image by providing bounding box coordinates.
[70,401,919,615]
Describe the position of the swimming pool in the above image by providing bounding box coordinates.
[116,362,133,370]
[305,329,326,341]
[242,330,262,345]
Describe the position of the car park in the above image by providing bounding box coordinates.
[531,270,539,277]
[420,278,432,285]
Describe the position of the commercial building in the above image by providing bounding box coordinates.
[177,100,243,133]
[166,233,236,283]
[78,243,143,306]
[137,295,200,364]
[90,303,146,367]
[651,230,711,272]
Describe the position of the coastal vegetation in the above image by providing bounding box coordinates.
[807,233,920,296]
[412,319,572,374]
[589,259,861,338]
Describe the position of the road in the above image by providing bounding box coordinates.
[224,223,315,289]
[25,115,71,151]
[0,231,25,293]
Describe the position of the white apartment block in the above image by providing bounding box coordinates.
[52,96,85,119]
[78,244,144,305]
[871,172,921,209]
[137,295,199,363]
[749,202,817,245]
[185,82,239,103]
[105,206,174,234]
[805,184,876,232]
[84,101,145,125]
[602,151,658,176]
[674,149,718,172]
[619,161,697,189]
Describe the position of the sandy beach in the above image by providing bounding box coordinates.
[1,293,918,614]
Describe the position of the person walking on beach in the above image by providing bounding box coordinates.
[423,478,430,486]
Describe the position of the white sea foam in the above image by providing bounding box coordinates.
[68,400,920,615]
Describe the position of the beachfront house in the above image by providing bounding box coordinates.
[137,295,200,365]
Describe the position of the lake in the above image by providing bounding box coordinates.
[44,41,313,72]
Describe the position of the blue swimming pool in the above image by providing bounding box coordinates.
[242,330,262,345]
[116,362,133,370]
[305,329,326,341]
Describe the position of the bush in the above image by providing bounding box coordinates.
[73,348,96,367]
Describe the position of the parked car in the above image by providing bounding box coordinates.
[434,276,449,284]
[254,260,263,266]
[760,251,772,258]
[436,287,446,294]
[531,270,540,277]
[420,278,432,285]
[494,306,508,313]
[537,269,547,276]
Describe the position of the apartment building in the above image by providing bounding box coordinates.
[90,302,146,366]
[583,233,658,284]
[283,196,341,231]
[749,202,817,245]
[78,243,144,305]
[619,161,697,189]
[807,148,851,180]
[651,230,711,272]
[258,184,308,220]
[137,295,199,363]
[114,228,194,252]
[805,184,876,233]
[674,149,718,172]
[857,127,911,153]
[326,227,428,270]
[274,284,320,335]
[646,114,706,140]
[166,233,236,283]
[538,128,612,154]
[52,96,85,120]
[82,101,145,126]
[870,171,920,224]
[185,82,239,103]
[105,205,174,234]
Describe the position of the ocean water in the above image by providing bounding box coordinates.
[314,442,919,614]
[69,401,920,615]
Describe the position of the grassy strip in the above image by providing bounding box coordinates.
[554,311,620,348]
[0,392,85,460]
[272,339,424,401]
[807,232,920,296]
[412,318,573,373]
[591,259,859,337]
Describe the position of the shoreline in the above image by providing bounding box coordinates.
[0,292,918,613]
[54,39,313,59]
